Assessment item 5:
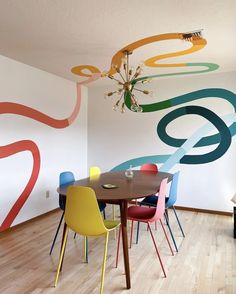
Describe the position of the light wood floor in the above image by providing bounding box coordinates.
[0,207,235,294]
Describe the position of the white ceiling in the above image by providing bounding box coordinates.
[0,0,235,86]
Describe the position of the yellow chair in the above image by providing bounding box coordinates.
[89,166,106,219]
[90,166,116,238]
[54,186,120,294]
[89,166,101,178]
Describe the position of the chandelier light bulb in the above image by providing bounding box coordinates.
[121,102,125,113]
[130,104,137,112]
[136,106,143,113]
[129,68,133,76]
[113,105,118,111]
[141,78,152,84]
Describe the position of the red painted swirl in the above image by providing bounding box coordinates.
[0,141,40,232]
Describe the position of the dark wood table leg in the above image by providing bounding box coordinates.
[59,222,67,272]
[234,206,236,239]
[120,200,131,289]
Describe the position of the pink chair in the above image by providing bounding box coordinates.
[116,178,174,277]
[128,164,158,207]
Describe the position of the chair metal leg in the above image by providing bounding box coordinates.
[74,232,77,239]
[172,206,185,237]
[164,212,178,252]
[148,223,166,278]
[103,210,106,219]
[136,222,140,244]
[84,236,88,263]
[165,208,169,222]
[54,226,69,287]
[136,202,141,243]
[100,232,109,294]
[159,219,174,256]
[112,205,116,240]
[49,211,64,255]
[129,220,134,248]
[115,226,121,268]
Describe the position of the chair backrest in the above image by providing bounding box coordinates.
[165,171,180,208]
[140,163,158,173]
[150,177,168,222]
[89,166,101,177]
[59,171,75,187]
[59,171,75,210]
[89,166,101,180]
[65,186,107,236]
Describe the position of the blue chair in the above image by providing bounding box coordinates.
[165,171,185,236]
[137,171,185,251]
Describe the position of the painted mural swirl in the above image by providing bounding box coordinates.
[114,88,235,172]
[72,32,235,173]
[1,31,235,231]
[0,76,100,232]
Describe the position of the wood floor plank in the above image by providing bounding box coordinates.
[0,207,235,293]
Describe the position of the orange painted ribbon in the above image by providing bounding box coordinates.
[71,32,207,79]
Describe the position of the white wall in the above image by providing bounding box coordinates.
[88,71,236,212]
[0,55,87,230]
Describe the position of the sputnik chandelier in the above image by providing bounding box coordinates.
[103,29,203,114]
[104,50,151,113]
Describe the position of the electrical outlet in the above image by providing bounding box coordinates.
[46,190,50,198]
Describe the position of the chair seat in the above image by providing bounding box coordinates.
[104,220,120,230]
[140,195,169,207]
[127,205,156,221]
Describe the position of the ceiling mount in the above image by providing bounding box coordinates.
[182,29,203,41]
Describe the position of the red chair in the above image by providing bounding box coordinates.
[134,163,158,243]
[116,178,174,277]
[140,163,158,172]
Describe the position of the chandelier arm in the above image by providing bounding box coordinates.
[109,75,122,84]
[117,92,124,104]
[118,71,126,83]
[130,72,137,82]
[131,93,139,106]
[133,87,146,93]
[135,78,151,84]
[130,70,141,83]
[130,68,141,82]
[126,52,129,81]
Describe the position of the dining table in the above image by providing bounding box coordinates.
[57,170,172,289]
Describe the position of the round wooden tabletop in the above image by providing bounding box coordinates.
[58,170,172,202]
